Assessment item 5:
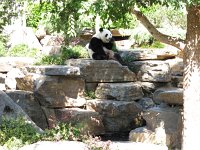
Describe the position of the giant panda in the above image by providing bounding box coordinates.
[86,28,125,65]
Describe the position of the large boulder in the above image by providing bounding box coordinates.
[5,90,48,129]
[40,35,64,46]
[130,106,182,148]
[42,107,105,135]
[95,82,144,101]
[87,99,143,132]
[128,60,171,82]
[4,26,42,50]
[16,73,86,108]
[65,59,137,82]
[0,91,43,133]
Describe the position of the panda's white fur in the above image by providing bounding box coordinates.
[86,28,115,60]
[93,28,112,43]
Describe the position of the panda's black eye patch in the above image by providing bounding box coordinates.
[105,34,108,37]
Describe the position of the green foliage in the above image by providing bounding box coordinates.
[0,117,40,149]
[0,34,8,56]
[141,4,186,29]
[27,2,54,29]
[0,0,17,33]
[84,91,96,100]
[36,45,89,65]
[41,123,83,141]
[7,44,40,57]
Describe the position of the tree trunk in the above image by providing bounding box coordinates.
[182,5,200,150]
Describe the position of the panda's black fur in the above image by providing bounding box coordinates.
[88,37,114,60]
[87,28,126,65]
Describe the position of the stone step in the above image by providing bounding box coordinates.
[95,82,144,101]
[86,99,143,132]
[65,59,137,82]
[153,87,183,105]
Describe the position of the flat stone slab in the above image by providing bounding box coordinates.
[119,49,177,61]
[65,59,137,82]
[153,87,183,105]
[22,65,80,76]
[95,82,144,101]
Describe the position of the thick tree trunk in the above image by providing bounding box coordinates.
[182,5,200,150]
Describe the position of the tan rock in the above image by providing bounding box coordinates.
[95,82,143,101]
[129,127,170,146]
[42,107,105,135]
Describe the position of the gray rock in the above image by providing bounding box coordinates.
[87,99,142,132]
[138,97,155,109]
[5,90,48,129]
[95,82,144,101]
[65,59,137,82]
[153,87,183,105]
[42,107,105,135]
[129,60,171,82]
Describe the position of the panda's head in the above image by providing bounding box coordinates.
[94,28,112,43]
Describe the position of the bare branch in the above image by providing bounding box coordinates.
[132,8,185,51]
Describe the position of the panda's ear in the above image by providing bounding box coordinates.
[99,28,104,32]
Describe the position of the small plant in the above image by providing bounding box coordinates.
[84,90,96,100]
[41,123,83,141]
[85,136,111,150]
[7,44,40,57]
[122,55,136,63]
[0,34,8,56]
[36,45,89,65]
[35,55,63,65]
[0,117,41,149]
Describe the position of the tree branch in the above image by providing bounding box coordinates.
[132,8,185,51]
